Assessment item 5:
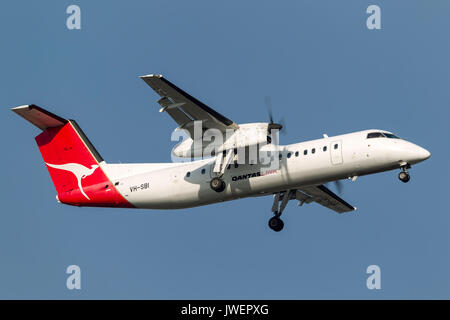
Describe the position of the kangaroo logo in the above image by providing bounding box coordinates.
[45,163,99,200]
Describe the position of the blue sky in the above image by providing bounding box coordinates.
[0,0,448,299]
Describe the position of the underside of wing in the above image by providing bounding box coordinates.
[140,74,238,136]
[296,185,356,213]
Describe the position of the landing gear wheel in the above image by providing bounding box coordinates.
[398,171,410,183]
[210,177,226,192]
[268,216,284,232]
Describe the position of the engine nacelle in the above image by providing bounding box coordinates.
[173,123,269,158]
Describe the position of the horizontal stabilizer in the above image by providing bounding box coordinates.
[11,104,67,130]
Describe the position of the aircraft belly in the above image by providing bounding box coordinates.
[111,144,398,210]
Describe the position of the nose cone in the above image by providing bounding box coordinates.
[415,146,431,163]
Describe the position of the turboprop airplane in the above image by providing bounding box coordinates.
[12,75,430,231]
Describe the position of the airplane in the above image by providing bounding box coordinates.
[12,74,431,232]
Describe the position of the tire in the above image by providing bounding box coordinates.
[268,217,284,232]
[210,177,226,192]
[398,172,410,183]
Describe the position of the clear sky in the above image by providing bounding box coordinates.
[0,0,448,299]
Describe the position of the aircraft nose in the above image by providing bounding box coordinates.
[415,146,431,162]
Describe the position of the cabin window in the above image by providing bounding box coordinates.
[279,153,282,160]
[186,172,191,177]
[304,150,307,155]
[323,146,327,152]
[334,144,338,149]
[201,169,206,174]
[287,152,292,158]
[312,148,316,154]
[295,151,299,157]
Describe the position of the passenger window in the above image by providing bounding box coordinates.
[279,153,282,160]
[323,146,327,152]
[312,148,316,154]
[334,144,338,149]
[295,151,299,157]
[201,169,205,174]
[287,152,291,158]
[186,172,191,177]
[304,150,307,155]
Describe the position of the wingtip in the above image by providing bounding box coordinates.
[11,105,31,112]
[140,74,163,79]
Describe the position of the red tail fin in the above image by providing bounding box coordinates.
[12,105,133,208]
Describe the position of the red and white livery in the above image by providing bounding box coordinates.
[12,75,431,231]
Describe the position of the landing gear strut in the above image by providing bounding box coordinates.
[398,165,410,183]
[210,149,234,192]
[268,190,294,232]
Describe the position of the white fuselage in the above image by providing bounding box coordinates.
[100,129,430,209]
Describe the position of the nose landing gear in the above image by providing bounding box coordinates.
[268,215,284,232]
[398,165,410,183]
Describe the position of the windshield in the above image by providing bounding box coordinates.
[383,133,400,139]
[367,132,400,139]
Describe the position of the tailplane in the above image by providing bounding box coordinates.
[12,105,132,208]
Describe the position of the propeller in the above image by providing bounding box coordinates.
[334,180,343,194]
[265,96,285,135]
[326,180,344,195]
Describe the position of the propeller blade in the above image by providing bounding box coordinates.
[265,96,274,124]
[265,96,284,134]
[279,117,286,135]
[334,180,343,194]
[325,180,344,195]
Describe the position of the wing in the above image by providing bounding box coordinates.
[140,74,238,137]
[296,185,356,213]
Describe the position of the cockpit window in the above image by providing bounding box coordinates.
[367,132,401,139]
[367,132,385,139]
[384,133,400,139]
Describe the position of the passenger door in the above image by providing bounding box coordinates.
[330,140,343,165]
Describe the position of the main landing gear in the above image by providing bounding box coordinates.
[268,190,295,232]
[210,149,234,193]
[210,177,226,192]
[398,164,411,183]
